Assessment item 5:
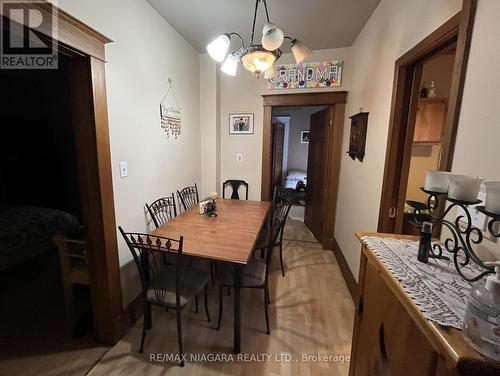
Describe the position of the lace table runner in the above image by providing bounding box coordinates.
[361,236,483,329]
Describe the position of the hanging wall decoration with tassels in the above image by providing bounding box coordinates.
[160,78,182,139]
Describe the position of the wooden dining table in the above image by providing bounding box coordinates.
[151,198,271,353]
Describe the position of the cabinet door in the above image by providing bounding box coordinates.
[350,257,439,375]
[413,101,447,143]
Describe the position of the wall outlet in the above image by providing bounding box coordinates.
[119,161,128,178]
[236,153,243,163]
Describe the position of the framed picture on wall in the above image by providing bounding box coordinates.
[300,130,310,143]
[229,113,254,135]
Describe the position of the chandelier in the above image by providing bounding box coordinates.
[206,0,311,78]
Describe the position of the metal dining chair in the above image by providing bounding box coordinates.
[215,186,293,335]
[222,179,249,200]
[145,193,207,310]
[145,194,177,228]
[253,186,293,277]
[118,227,211,367]
[177,183,199,211]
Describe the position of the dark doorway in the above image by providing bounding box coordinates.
[0,53,108,373]
[0,4,122,374]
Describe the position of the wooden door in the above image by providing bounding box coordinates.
[304,108,329,241]
[271,122,285,189]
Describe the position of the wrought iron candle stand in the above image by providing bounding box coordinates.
[407,187,500,282]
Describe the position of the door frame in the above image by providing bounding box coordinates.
[377,0,477,233]
[2,2,123,344]
[261,92,347,249]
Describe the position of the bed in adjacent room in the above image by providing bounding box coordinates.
[0,205,81,270]
[283,170,307,206]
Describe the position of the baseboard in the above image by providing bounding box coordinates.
[118,293,143,338]
[331,237,358,302]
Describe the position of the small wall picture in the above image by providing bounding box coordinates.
[229,113,254,135]
[301,130,310,143]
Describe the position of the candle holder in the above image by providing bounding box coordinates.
[406,188,500,282]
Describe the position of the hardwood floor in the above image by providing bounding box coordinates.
[88,220,354,376]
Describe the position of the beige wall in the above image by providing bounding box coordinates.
[333,0,462,280]
[55,0,202,305]
[215,48,352,200]
[450,0,500,258]
[199,54,220,197]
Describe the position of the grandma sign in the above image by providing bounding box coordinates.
[267,60,343,89]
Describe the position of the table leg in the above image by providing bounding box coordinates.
[233,264,243,354]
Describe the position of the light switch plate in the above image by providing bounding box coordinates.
[236,153,243,163]
[119,161,128,178]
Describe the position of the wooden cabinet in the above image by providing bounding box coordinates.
[413,99,447,143]
[349,232,500,376]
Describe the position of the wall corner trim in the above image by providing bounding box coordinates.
[332,237,358,302]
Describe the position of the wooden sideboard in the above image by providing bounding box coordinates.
[349,232,500,376]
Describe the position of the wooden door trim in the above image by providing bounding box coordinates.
[263,91,347,107]
[377,0,477,233]
[261,92,347,249]
[5,1,112,61]
[3,2,122,344]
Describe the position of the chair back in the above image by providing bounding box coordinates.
[222,180,249,200]
[118,226,184,307]
[146,194,177,228]
[177,183,199,211]
[265,186,294,267]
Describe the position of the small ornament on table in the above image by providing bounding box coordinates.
[199,198,217,217]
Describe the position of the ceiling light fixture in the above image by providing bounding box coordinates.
[206,0,311,78]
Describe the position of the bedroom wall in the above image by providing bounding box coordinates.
[272,106,327,174]
[55,0,201,306]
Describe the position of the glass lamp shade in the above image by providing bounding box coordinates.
[290,39,312,64]
[262,27,284,51]
[207,34,230,62]
[221,54,238,76]
[262,22,275,35]
[264,64,279,79]
[240,46,280,76]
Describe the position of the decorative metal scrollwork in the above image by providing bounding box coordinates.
[407,188,500,282]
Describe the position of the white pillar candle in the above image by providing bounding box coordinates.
[424,170,452,193]
[448,175,484,202]
[484,182,500,214]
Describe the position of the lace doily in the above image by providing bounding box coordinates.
[361,236,482,329]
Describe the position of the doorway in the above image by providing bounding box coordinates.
[271,107,327,232]
[377,1,477,234]
[262,92,346,249]
[401,43,457,235]
[0,2,123,350]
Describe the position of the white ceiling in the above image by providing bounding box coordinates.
[146,0,380,53]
